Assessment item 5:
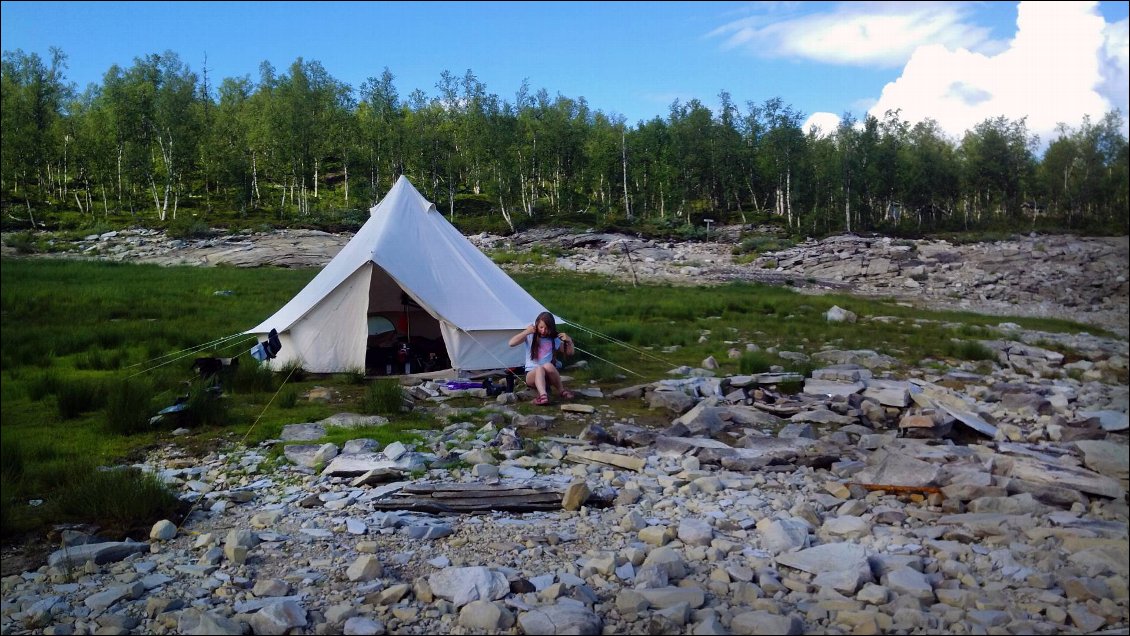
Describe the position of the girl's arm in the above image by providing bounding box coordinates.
[509,325,534,347]
[559,332,575,356]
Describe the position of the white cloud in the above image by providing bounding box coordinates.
[709,2,1001,67]
[1100,17,1130,125]
[869,1,1129,146]
[803,111,843,136]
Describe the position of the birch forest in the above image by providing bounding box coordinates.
[2,49,1127,235]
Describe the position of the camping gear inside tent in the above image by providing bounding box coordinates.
[246,176,550,374]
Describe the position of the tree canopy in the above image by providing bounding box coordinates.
[2,48,1127,236]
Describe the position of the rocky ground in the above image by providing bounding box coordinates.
[1,227,1127,635]
[2,324,1128,635]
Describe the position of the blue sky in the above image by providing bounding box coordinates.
[2,1,1128,146]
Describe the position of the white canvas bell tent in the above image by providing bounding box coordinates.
[246,175,550,374]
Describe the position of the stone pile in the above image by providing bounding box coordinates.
[2,321,1127,635]
[486,230,1129,339]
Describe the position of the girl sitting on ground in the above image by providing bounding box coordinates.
[508,311,575,405]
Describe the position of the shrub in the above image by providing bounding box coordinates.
[182,386,229,427]
[739,350,776,375]
[1,439,24,484]
[232,360,275,393]
[946,340,996,362]
[165,217,211,240]
[278,388,298,409]
[27,370,61,401]
[75,347,125,371]
[56,377,106,419]
[4,231,40,254]
[732,236,795,256]
[278,359,307,383]
[104,377,155,435]
[53,465,180,531]
[362,379,405,415]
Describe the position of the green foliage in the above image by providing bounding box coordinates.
[75,346,126,371]
[52,465,180,532]
[944,340,997,362]
[1,439,25,485]
[278,388,298,409]
[56,377,107,419]
[3,231,41,254]
[732,236,796,256]
[575,360,622,383]
[26,370,62,401]
[104,377,156,435]
[165,216,212,240]
[278,359,308,383]
[1,43,1127,235]
[233,360,275,393]
[738,350,776,374]
[182,386,230,428]
[362,379,406,415]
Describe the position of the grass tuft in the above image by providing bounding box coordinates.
[104,377,156,435]
[56,377,106,419]
[52,465,180,532]
[362,379,406,415]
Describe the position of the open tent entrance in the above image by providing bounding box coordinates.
[364,263,451,375]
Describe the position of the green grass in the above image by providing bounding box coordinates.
[0,256,1109,540]
[362,379,408,415]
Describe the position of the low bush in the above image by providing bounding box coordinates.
[233,360,275,393]
[1,439,24,484]
[946,339,996,362]
[182,386,229,427]
[56,377,106,419]
[739,350,776,375]
[278,388,298,409]
[362,379,405,415]
[26,370,61,401]
[165,217,211,240]
[732,236,796,256]
[4,231,40,254]
[53,465,180,532]
[104,377,155,435]
[75,347,126,371]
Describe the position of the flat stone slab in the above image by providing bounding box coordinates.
[1073,440,1129,479]
[48,541,150,568]
[776,543,872,591]
[1079,410,1129,432]
[803,379,866,397]
[280,423,325,441]
[1006,454,1125,499]
[321,453,400,477]
[854,450,941,488]
[317,413,390,428]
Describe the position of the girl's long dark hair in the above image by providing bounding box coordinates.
[530,311,558,360]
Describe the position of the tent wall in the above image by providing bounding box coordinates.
[265,265,370,373]
[440,325,526,371]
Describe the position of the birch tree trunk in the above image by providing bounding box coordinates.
[621,127,631,220]
[251,152,261,206]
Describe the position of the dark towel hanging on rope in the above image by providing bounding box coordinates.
[250,328,282,362]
